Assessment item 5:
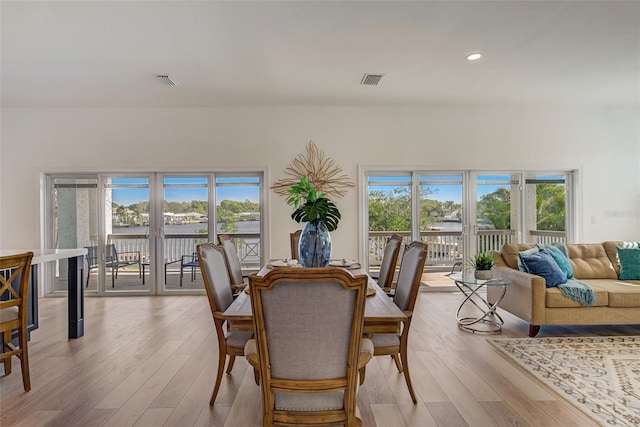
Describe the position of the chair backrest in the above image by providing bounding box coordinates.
[248,267,368,425]
[218,237,244,286]
[197,243,234,315]
[85,244,117,268]
[393,241,428,312]
[289,229,302,261]
[377,234,403,289]
[0,252,34,318]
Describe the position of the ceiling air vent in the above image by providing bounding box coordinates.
[360,73,384,85]
[155,74,179,86]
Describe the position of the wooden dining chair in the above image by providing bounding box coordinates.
[376,234,403,295]
[289,229,302,261]
[0,251,34,392]
[363,241,427,403]
[245,267,372,426]
[218,235,248,293]
[196,243,252,405]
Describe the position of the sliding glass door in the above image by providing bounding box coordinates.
[473,173,520,253]
[363,169,575,276]
[46,176,99,293]
[103,176,151,294]
[44,171,265,296]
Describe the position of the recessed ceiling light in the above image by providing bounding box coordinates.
[466,53,482,61]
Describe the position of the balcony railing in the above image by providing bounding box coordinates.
[106,232,261,269]
[369,229,567,267]
[530,230,566,245]
[369,231,463,267]
[107,229,565,273]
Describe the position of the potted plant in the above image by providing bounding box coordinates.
[287,176,341,267]
[468,252,495,280]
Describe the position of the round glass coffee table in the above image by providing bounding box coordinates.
[448,273,511,334]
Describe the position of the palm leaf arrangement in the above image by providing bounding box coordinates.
[287,176,341,232]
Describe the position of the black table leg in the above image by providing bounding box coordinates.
[67,255,84,339]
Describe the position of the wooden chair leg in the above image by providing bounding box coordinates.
[226,355,236,374]
[359,366,366,385]
[3,330,12,374]
[18,328,30,392]
[253,367,260,386]
[400,345,417,404]
[210,351,227,406]
[391,353,403,373]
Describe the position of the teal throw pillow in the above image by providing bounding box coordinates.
[519,250,568,287]
[542,245,574,279]
[617,247,640,280]
[517,247,540,271]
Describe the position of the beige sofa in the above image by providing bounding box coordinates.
[489,241,640,336]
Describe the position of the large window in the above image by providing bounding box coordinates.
[362,169,575,275]
[44,171,266,295]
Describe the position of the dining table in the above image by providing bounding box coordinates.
[0,248,87,339]
[222,261,407,334]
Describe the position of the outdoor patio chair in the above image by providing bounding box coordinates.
[180,252,200,287]
[0,251,34,392]
[85,244,141,288]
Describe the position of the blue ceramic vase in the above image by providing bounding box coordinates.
[298,218,332,267]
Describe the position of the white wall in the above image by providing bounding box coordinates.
[1,106,639,258]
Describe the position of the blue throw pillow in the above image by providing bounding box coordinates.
[519,250,568,287]
[517,247,539,271]
[617,247,640,280]
[542,245,574,279]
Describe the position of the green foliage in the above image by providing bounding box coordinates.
[468,252,495,270]
[536,184,566,231]
[368,186,462,232]
[368,188,411,231]
[477,187,511,230]
[476,184,566,231]
[286,176,341,231]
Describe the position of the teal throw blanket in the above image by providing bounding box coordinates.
[557,279,596,306]
[538,243,595,306]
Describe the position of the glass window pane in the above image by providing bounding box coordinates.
[216,175,262,270]
[525,174,567,244]
[419,174,463,267]
[366,174,412,269]
[162,176,208,291]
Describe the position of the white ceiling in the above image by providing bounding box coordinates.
[2,1,639,108]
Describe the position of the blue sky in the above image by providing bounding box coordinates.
[111,177,259,206]
[112,174,558,206]
[367,174,512,203]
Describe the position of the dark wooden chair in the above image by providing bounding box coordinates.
[0,251,34,392]
[85,244,141,288]
[289,229,302,261]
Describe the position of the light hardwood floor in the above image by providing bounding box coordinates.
[2,288,637,426]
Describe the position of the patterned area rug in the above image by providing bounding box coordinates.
[488,336,640,427]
